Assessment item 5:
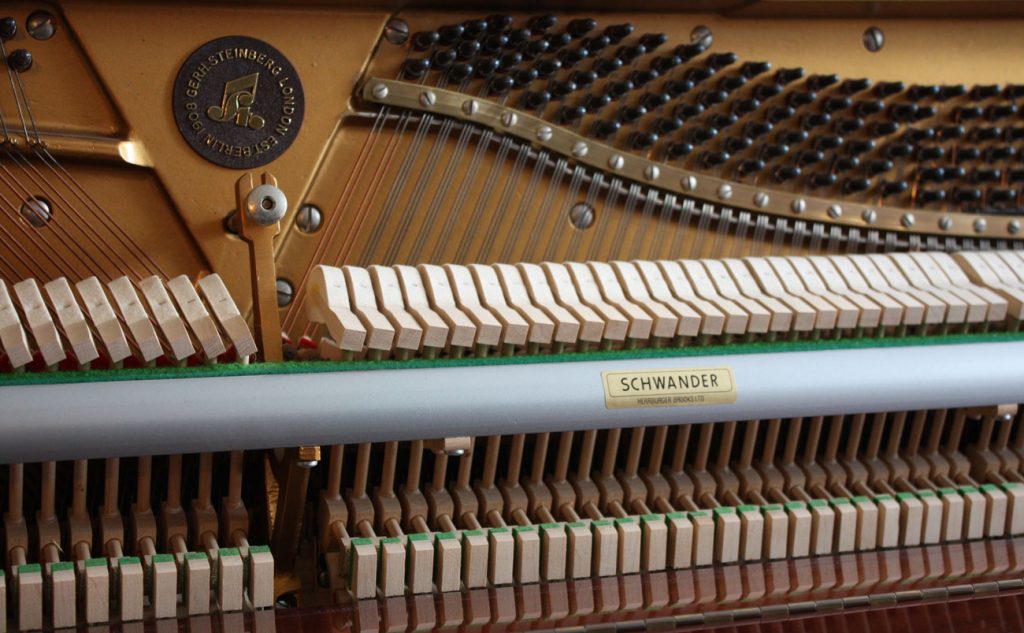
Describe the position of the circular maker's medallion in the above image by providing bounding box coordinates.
[173,35,305,169]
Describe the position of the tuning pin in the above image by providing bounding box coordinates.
[796,150,825,166]
[455,40,480,60]
[917,146,945,161]
[917,167,946,182]
[1005,85,1024,99]
[684,67,714,85]
[617,104,647,123]
[904,127,935,143]
[512,68,539,87]
[412,31,439,51]
[616,44,647,63]
[988,188,1017,204]
[806,74,839,91]
[799,112,831,130]
[752,83,782,101]
[527,14,557,33]
[0,16,16,41]
[475,57,500,77]
[430,48,456,70]
[706,52,738,70]
[482,33,508,54]
[776,129,807,145]
[973,126,1002,142]
[628,131,659,149]
[853,100,884,117]
[841,178,871,193]
[787,91,816,108]
[447,63,474,82]
[507,28,532,46]
[986,104,1018,120]
[666,142,694,159]
[881,180,910,197]
[913,105,937,121]
[737,159,766,176]
[865,159,894,175]
[1005,126,1024,141]
[698,150,730,168]
[654,116,684,134]
[740,61,772,79]
[942,165,967,180]
[569,70,597,88]
[812,135,843,151]
[698,89,728,106]
[717,75,746,93]
[952,188,982,203]
[1010,168,1024,183]
[839,78,871,95]
[522,90,551,109]
[774,67,805,85]
[971,168,1002,183]
[523,38,549,59]
[723,136,752,153]
[462,19,489,39]
[551,80,578,97]
[582,93,612,113]
[917,189,947,204]
[836,118,864,135]
[731,98,760,116]
[544,32,572,51]
[651,55,682,75]
[823,96,852,114]
[401,58,431,78]
[969,84,1000,100]
[637,32,667,51]
[626,70,656,88]
[846,139,875,155]
[487,75,515,94]
[555,105,587,123]
[664,79,694,98]
[567,18,597,39]
[771,164,802,182]
[810,172,837,188]
[593,57,623,77]
[868,121,899,137]
[887,103,918,122]
[498,52,522,69]
[873,81,905,98]
[603,23,634,44]
[674,42,706,61]
[884,143,914,159]
[591,119,621,139]
[833,156,860,171]
[534,58,562,79]
[759,143,789,161]
[954,105,983,121]
[582,35,610,54]
[674,103,704,119]
[438,24,465,44]
[5,48,29,72]
[955,147,981,162]
[604,80,633,99]
[766,105,795,123]
[936,84,966,101]
[709,113,738,129]
[486,15,514,33]
[683,126,717,144]
[557,47,588,66]
[641,92,670,111]
[743,121,773,138]
[906,84,940,101]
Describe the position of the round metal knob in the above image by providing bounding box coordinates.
[245,184,288,226]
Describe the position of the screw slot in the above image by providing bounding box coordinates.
[568,202,595,230]
[20,196,50,227]
[383,17,409,45]
[26,10,56,40]
[690,25,713,49]
[295,204,323,233]
[863,26,884,53]
[276,279,294,307]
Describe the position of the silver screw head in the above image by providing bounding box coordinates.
[681,175,698,191]
[572,141,589,158]
[296,459,319,469]
[690,25,713,48]
[501,111,518,127]
[295,204,323,233]
[862,208,877,224]
[461,99,478,116]
[754,192,769,208]
[827,204,843,219]
[536,126,553,142]
[445,449,466,457]
[974,218,988,233]
[1009,219,1021,235]
[371,83,389,100]
[245,184,288,225]
[900,212,915,228]
[644,165,660,181]
[939,216,954,231]
[26,10,56,40]
[791,198,807,214]
[383,17,409,45]
[863,26,884,52]
[608,154,624,170]
[419,90,436,108]
[717,184,732,200]
[568,202,595,230]
[276,279,294,307]
[20,197,51,227]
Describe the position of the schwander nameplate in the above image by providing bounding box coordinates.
[602,367,736,409]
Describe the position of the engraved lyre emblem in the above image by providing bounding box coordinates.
[207,72,266,130]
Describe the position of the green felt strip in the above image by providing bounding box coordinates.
[2,331,1019,387]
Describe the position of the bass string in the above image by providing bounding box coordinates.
[586,175,624,261]
[646,193,676,258]
[496,148,547,263]
[605,182,642,260]
[451,134,514,263]
[565,171,605,260]
[517,156,568,263]
[667,197,695,258]
[627,187,661,261]
[476,142,531,263]
[541,164,585,262]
